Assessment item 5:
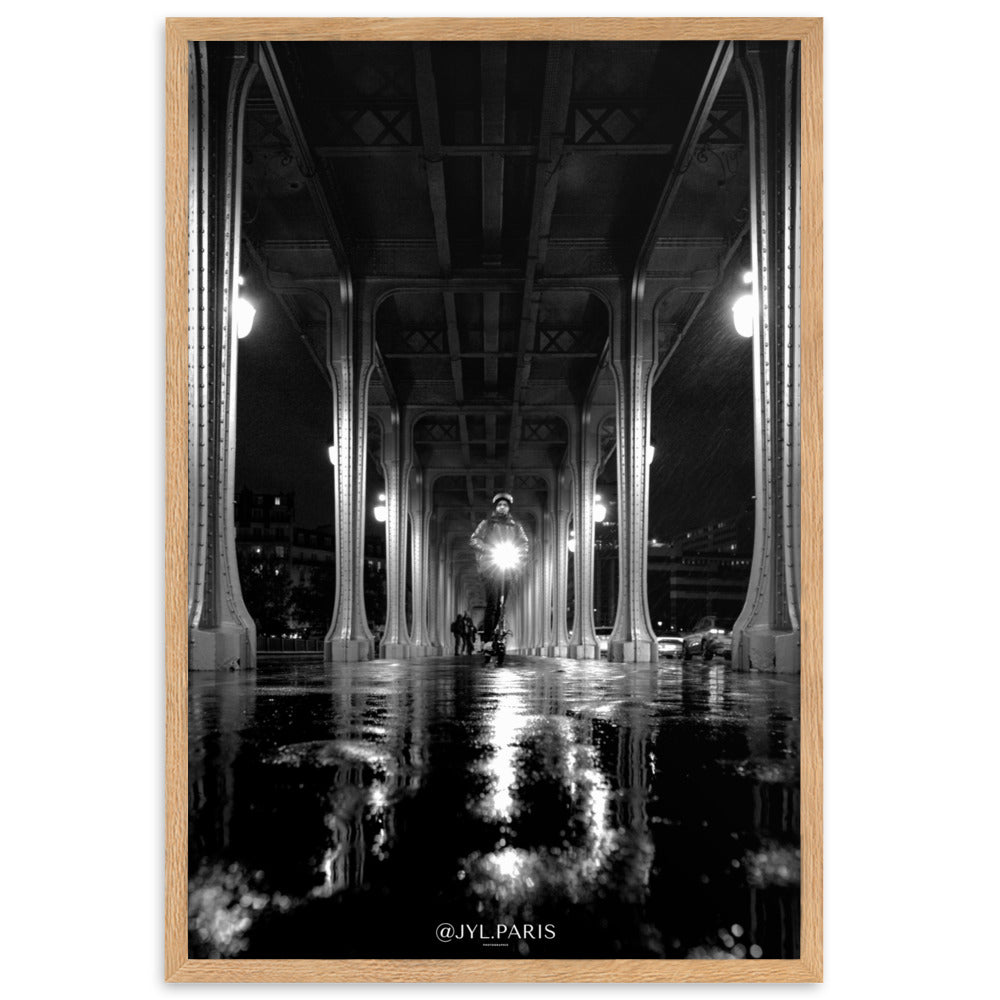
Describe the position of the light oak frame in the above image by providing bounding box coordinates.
[166,16,823,983]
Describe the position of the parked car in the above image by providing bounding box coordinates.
[595,627,613,657]
[681,616,734,661]
[656,633,683,658]
[703,631,733,661]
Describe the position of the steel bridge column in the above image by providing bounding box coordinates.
[522,504,543,653]
[524,581,530,652]
[569,413,600,659]
[732,42,801,674]
[531,537,542,652]
[534,556,543,652]
[440,552,450,654]
[427,541,439,650]
[324,287,375,663]
[445,539,460,651]
[426,523,444,653]
[608,282,658,663]
[452,547,461,646]
[547,466,573,656]
[407,468,434,655]
[520,571,530,653]
[435,526,445,651]
[539,506,554,653]
[188,42,258,671]
[380,409,412,659]
[541,507,554,653]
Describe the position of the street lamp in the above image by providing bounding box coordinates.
[593,494,607,523]
[235,275,256,339]
[373,493,387,523]
[732,269,755,339]
[236,297,256,339]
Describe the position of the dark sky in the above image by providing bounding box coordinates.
[648,283,756,540]
[235,286,336,529]
[236,279,755,537]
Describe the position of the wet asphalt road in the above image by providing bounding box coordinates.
[188,654,800,959]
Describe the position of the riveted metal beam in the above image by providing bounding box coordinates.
[439,292,475,506]
[483,291,500,392]
[481,43,507,267]
[315,142,678,157]
[413,42,451,275]
[505,42,576,484]
[633,42,734,292]
[382,350,600,359]
[257,43,351,284]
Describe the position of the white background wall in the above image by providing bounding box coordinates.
[2,2,997,995]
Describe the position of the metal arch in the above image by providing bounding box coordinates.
[241,241,333,390]
[257,42,352,305]
[631,41,735,306]
[595,412,618,474]
[648,228,751,384]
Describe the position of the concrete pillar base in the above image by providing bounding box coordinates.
[380,642,410,659]
[405,643,438,658]
[734,627,799,673]
[325,638,372,663]
[570,643,598,660]
[190,625,254,671]
[608,639,657,663]
[547,644,569,657]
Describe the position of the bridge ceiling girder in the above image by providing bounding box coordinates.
[242,39,751,508]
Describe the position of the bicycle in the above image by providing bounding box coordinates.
[480,536,523,668]
[483,590,509,667]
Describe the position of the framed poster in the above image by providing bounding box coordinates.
[167,17,822,982]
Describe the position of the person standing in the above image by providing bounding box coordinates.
[462,612,476,654]
[469,492,530,649]
[450,613,464,656]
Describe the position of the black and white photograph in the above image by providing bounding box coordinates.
[8,0,1000,996]
[181,28,810,971]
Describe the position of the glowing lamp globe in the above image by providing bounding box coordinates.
[732,293,755,339]
[593,494,607,523]
[236,297,256,339]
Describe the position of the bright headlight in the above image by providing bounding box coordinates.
[490,540,520,572]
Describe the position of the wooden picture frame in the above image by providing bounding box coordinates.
[166,16,822,983]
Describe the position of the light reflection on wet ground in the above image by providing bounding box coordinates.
[189,656,799,959]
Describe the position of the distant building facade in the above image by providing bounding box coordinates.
[235,487,385,635]
[647,510,753,631]
[587,502,754,633]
